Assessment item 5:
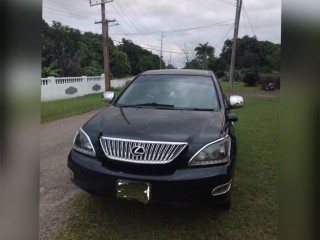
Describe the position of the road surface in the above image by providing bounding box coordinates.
[40,109,102,240]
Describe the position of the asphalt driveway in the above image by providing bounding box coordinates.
[40,109,102,240]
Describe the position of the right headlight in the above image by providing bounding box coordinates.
[188,135,231,166]
[72,128,96,157]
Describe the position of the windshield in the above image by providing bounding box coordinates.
[115,74,219,111]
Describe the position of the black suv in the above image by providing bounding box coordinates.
[68,69,244,209]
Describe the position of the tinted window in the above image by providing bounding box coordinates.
[116,74,219,110]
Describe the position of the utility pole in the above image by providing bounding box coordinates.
[229,0,242,89]
[160,32,163,69]
[90,0,113,91]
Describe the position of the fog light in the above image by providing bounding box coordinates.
[212,180,232,196]
[68,168,74,180]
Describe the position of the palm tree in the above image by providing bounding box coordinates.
[194,42,215,70]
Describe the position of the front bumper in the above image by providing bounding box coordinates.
[68,150,233,204]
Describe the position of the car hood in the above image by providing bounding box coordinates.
[83,106,224,146]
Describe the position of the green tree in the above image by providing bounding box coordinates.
[220,35,280,71]
[109,45,131,78]
[139,55,155,71]
[120,38,164,74]
[194,42,215,69]
[266,46,281,70]
[42,60,62,77]
[119,39,144,74]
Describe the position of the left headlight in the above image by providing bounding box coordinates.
[188,135,231,166]
[72,128,96,157]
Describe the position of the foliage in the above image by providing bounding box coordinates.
[109,45,131,78]
[221,36,263,69]
[139,55,155,71]
[219,36,280,72]
[41,20,136,77]
[167,64,176,69]
[194,42,215,69]
[259,73,280,90]
[119,39,165,75]
[266,46,281,70]
[208,57,227,73]
[216,70,225,79]
[81,60,103,76]
[183,36,280,77]
[243,71,260,87]
[41,59,62,77]
[184,59,200,69]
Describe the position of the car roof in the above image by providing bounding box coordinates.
[140,69,213,77]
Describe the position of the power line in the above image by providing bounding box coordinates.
[116,0,161,45]
[215,23,235,50]
[43,7,94,21]
[112,19,234,36]
[112,37,190,55]
[109,2,153,46]
[242,4,266,60]
[113,1,155,45]
[242,10,249,36]
[130,0,161,32]
[215,0,237,6]
[46,0,95,15]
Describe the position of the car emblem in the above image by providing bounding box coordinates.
[131,146,145,156]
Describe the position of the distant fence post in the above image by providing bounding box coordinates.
[48,76,55,100]
[101,74,105,91]
[81,76,87,82]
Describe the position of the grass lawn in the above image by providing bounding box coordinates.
[41,89,124,123]
[56,97,279,240]
[219,80,260,92]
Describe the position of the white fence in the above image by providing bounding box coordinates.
[41,74,132,101]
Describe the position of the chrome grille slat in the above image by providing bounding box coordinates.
[160,144,169,161]
[166,145,176,160]
[157,144,164,161]
[100,137,187,164]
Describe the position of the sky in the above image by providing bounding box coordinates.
[43,0,282,69]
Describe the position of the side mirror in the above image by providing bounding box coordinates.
[227,113,238,122]
[229,95,244,109]
[101,91,115,103]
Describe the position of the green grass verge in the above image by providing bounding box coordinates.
[41,89,124,123]
[56,97,279,240]
[219,80,260,92]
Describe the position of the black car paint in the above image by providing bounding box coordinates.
[68,70,238,206]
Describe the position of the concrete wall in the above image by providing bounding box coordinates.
[41,75,132,101]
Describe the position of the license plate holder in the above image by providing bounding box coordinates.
[116,180,151,204]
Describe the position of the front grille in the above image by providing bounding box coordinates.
[100,137,187,164]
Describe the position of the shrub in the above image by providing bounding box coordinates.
[257,66,273,74]
[243,71,259,87]
[259,73,280,90]
[216,70,225,79]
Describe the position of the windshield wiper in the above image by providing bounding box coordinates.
[117,103,175,109]
[177,107,215,111]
